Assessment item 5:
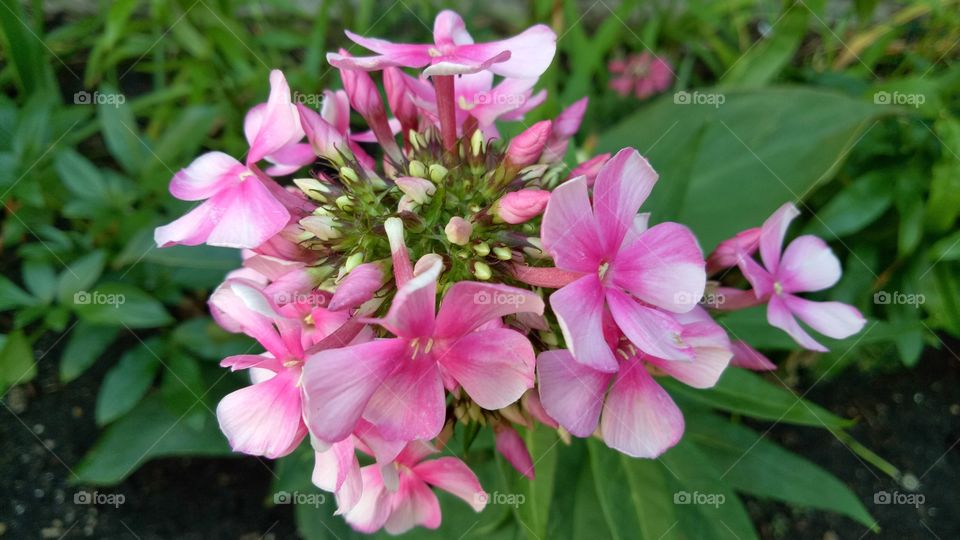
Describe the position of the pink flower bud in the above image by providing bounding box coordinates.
[494,189,550,224]
[395,176,436,204]
[339,61,384,119]
[444,216,473,246]
[504,120,552,170]
[542,97,587,163]
[567,152,610,186]
[383,67,419,132]
[328,262,385,311]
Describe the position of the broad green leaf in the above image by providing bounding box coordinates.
[72,282,172,328]
[0,330,35,393]
[95,339,162,425]
[0,0,48,94]
[0,275,36,311]
[502,423,558,540]
[719,0,815,88]
[687,414,876,528]
[98,84,144,174]
[160,353,207,428]
[56,250,106,304]
[925,117,960,233]
[59,322,119,382]
[598,87,881,249]
[663,368,852,428]
[805,170,893,238]
[74,395,230,485]
[53,148,108,201]
[929,230,960,262]
[172,318,254,360]
[22,260,57,304]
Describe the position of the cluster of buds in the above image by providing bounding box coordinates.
[155,10,865,535]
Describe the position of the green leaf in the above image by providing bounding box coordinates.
[0,275,37,311]
[687,414,876,528]
[74,395,230,485]
[56,250,106,304]
[929,230,960,262]
[501,424,557,539]
[0,0,48,94]
[53,148,108,201]
[171,318,254,360]
[805,170,893,239]
[73,282,172,328]
[95,339,162,425]
[22,260,57,304]
[719,1,815,88]
[0,330,35,393]
[98,84,144,175]
[664,368,853,428]
[598,87,880,249]
[59,322,119,383]
[160,353,207,428]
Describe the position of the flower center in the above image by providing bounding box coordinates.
[773,281,783,295]
[409,337,435,359]
[598,261,610,281]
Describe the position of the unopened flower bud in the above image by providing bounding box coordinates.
[335,195,354,211]
[343,252,364,273]
[294,177,331,202]
[395,176,436,204]
[408,160,427,178]
[470,129,484,156]
[300,215,341,240]
[493,189,551,224]
[414,253,444,276]
[505,120,552,171]
[428,164,448,183]
[409,129,422,151]
[473,261,492,281]
[493,246,513,260]
[340,166,359,183]
[444,217,473,246]
[473,242,490,257]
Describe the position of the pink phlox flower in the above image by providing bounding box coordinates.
[609,52,674,100]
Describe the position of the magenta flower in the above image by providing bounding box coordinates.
[540,148,707,372]
[538,307,732,457]
[328,10,556,78]
[609,52,674,100]
[343,441,486,534]
[736,203,866,351]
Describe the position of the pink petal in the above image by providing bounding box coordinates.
[521,390,558,428]
[433,10,472,45]
[329,262,385,311]
[413,456,486,512]
[362,359,445,441]
[767,294,826,352]
[592,148,658,252]
[340,30,433,67]
[541,174,605,273]
[495,425,535,479]
[220,354,281,372]
[782,295,866,340]
[298,104,345,159]
[729,340,777,371]
[550,275,619,373]
[312,439,360,505]
[247,70,302,164]
[204,177,290,248]
[384,474,442,534]
[606,288,694,361]
[344,466,392,533]
[778,235,842,293]
[301,339,406,443]
[216,369,306,458]
[153,199,217,248]
[422,50,512,77]
[737,251,775,300]
[600,365,684,458]
[372,257,440,338]
[434,282,544,338]
[454,25,556,78]
[611,222,706,313]
[169,152,245,201]
[536,349,612,437]
[706,227,761,274]
[759,203,800,274]
[645,320,732,388]
[437,328,535,410]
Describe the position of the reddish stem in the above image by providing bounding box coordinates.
[433,75,457,152]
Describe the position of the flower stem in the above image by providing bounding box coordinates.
[433,75,457,153]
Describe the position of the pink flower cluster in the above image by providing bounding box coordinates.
[155,10,866,535]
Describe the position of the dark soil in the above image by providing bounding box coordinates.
[2,333,958,539]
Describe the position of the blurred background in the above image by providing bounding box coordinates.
[0,0,958,538]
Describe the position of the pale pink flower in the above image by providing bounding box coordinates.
[609,52,674,99]
[328,10,556,78]
[736,203,866,352]
[540,148,706,372]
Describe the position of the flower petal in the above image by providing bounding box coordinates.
[536,349,612,437]
[729,340,777,371]
[495,425,535,479]
[778,235,842,293]
[344,466,391,533]
[362,359,445,441]
[413,456,486,512]
[759,203,800,274]
[782,295,866,340]
[384,474,442,534]
[592,148,658,252]
[437,328,535,410]
[329,262,385,311]
[541,176,605,273]
[247,70,303,164]
[767,294,826,352]
[645,320,732,388]
[605,288,694,361]
[454,24,557,78]
[550,275,619,373]
[216,369,306,459]
[372,258,441,338]
[434,282,544,338]
[600,366,684,458]
[169,152,244,201]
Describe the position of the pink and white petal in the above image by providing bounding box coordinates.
[645,321,732,389]
[344,466,392,534]
[413,457,487,512]
[436,329,536,410]
[759,203,800,274]
[592,148,658,252]
[355,420,406,465]
[536,349,612,437]
[455,25,557,78]
[778,235,842,293]
[550,275,620,373]
[767,294,827,352]
[600,366,684,458]
[342,31,433,65]
[782,295,866,340]
[370,256,440,339]
[738,253,775,300]
[434,282,544,338]
[220,354,282,372]
[248,70,302,164]
[153,199,218,248]
[611,222,706,313]
[422,51,512,77]
[263,143,315,176]
[433,10,472,45]
[169,152,244,200]
[329,262,385,311]
[216,369,306,459]
[495,425,535,479]
[312,439,358,493]
[521,389,558,428]
[540,176,606,273]
[729,340,777,371]
[605,288,694,361]
[301,339,406,443]
[334,453,364,515]
[204,178,290,249]
[362,359,445,441]
[322,89,352,135]
[384,475,442,534]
